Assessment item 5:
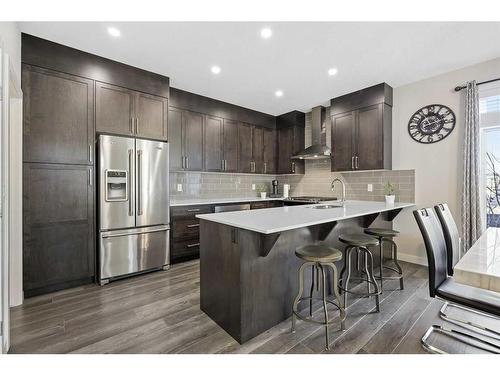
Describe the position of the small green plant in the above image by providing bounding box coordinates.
[256,183,268,193]
[384,181,396,196]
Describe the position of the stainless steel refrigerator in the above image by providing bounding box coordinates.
[98,134,169,285]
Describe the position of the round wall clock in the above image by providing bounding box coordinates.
[407,104,456,144]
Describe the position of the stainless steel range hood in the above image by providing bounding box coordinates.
[292,105,331,160]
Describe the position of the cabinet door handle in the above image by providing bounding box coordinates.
[351,156,355,169]
[88,169,92,186]
[181,156,185,169]
[186,242,200,248]
[136,117,140,134]
[264,162,267,174]
[291,162,295,173]
[130,117,134,134]
[355,156,359,169]
[221,159,224,171]
[89,145,93,163]
[224,160,227,171]
[186,224,200,228]
[186,156,189,169]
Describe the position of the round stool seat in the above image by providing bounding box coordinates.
[295,244,342,263]
[364,228,400,237]
[339,233,379,247]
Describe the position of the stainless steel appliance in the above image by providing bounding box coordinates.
[270,180,280,197]
[283,196,338,205]
[214,203,251,213]
[98,135,169,285]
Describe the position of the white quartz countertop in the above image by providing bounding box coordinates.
[454,227,500,293]
[170,197,284,207]
[196,200,415,234]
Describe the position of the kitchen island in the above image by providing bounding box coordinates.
[197,200,414,343]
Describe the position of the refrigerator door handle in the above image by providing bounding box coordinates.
[101,226,169,238]
[137,149,143,216]
[128,149,134,216]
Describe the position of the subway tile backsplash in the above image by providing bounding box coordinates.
[170,162,414,203]
[278,159,415,203]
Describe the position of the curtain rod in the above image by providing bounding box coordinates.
[454,77,500,92]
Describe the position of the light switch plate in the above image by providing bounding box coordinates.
[252,184,256,190]
[177,184,183,192]
[367,184,373,192]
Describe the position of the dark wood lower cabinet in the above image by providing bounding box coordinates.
[23,163,95,297]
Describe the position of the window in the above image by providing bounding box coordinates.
[480,83,500,228]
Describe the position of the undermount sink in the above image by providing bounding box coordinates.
[312,204,344,209]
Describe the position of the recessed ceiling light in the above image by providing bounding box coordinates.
[261,27,273,39]
[211,66,221,75]
[328,68,338,76]
[107,27,121,37]
[275,90,283,97]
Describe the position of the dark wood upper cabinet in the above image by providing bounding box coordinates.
[276,111,305,174]
[331,111,355,171]
[222,119,239,172]
[252,127,264,173]
[277,126,293,174]
[204,115,223,172]
[96,82,167,140]
[168,107,183,171]
[330,83,392,172]
[23,163,94,297]
[356,104,384,170]
[263,129,276,174]
[95,82,134,136]
[238,123,253,173]
[183,110,204,171]
[22,64,94,165]
[135,92,168,140]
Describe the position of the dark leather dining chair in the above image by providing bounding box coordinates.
[434,203,460,276]
[413,208,500,354]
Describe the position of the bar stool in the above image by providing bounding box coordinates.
[291,244,346,350]
[338,233,381,311]
[364,228,404,291]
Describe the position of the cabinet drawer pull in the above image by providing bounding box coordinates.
[187,208,201,212]
[186,243,200,248]
[186,224,200,228]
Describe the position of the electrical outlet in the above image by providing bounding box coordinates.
[177,184,183,192]
[252,184,256,191]
[367,184,373,192]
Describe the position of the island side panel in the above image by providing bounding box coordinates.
[199,220,242,342]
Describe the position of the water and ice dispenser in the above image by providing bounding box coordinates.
[105,170,128,201]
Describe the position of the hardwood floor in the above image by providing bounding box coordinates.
[9,260,500,354]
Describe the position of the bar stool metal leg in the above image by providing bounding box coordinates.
[390,239,404,290]
[292,261,311,333]
[343,246,353,309]
[379,238,384,290]
[324,263,346,331]
[318,264,330,349]
[363,247,380,312]
[309,265,315,317]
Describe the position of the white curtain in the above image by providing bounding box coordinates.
[461,81,484,253]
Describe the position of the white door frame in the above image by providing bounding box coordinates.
[0,41,21,355]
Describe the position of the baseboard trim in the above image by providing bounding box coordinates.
[398,252,428,266]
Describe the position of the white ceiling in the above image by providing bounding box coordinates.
[19,22,500,115]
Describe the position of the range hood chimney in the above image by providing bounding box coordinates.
[292,105,331,160]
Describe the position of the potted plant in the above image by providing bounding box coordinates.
[384,181,396,204]
[256,184,268,199]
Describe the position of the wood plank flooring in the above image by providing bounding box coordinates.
[9,260,500,354]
